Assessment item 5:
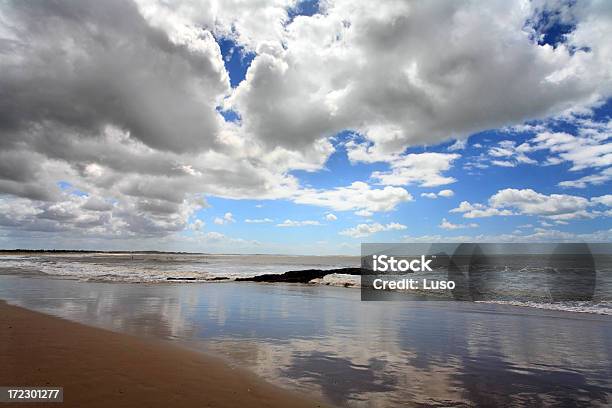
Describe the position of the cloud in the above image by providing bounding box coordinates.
[558,167,612,188]
[340,222,407,238]
[325,213,338,221]
[214,212,236,225]
[491,160,517,167]
[244,218,274,223]
[591,194,612,207]
[401,228,612,244]
[448,139,467,151]
[488,140,537,167]
[354,210,373,217]
[529,124,612,188]
[0,192,200,237]
[450,201,515,218]
[0,0,301,240]
[190,219,205,231]
[439,218,478,230]
[531,129,612,171]
[276,219,322,227]
[293,181,413,214]
[0,0,228,155]
[489,189,591,220]
[371,153,460,187]
[452,188,596,221]
[230,0,612,161]
[421,189,455,199]
[490,118,612,187]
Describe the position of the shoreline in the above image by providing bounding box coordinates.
[0,300,326,408]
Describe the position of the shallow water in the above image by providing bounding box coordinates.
[1,275,611,407]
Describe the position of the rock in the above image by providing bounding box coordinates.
[235,267,362,283]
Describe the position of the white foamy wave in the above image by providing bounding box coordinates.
[310,273,361,287]
[479,300,612,315]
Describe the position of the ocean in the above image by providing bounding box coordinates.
[1,252,611,315]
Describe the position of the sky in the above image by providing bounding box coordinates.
[0,0,611,254]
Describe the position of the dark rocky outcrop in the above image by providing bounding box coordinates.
[235,267,362,284]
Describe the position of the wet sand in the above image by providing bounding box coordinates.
[0,301,325,408]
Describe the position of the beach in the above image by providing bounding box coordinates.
[0,300,324,408]
[2,0,611,406]
[1,259,611,407]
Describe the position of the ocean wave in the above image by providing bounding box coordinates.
[478,300,612,315]
[309,273,361,287]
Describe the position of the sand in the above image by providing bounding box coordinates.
[0,301,325,408]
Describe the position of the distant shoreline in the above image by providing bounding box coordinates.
[0,249,357,257]
[0,249,206,255]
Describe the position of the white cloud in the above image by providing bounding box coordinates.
[325,213,338,221]
[591,194,612,207]
[421,189,454,199]
[489,189,591,220]
[558,167,612,188]
[229,0,612,166]
[190,219,205,231]
[276,219,322,227]
[345,139,398,164]
[293,181,413,214]
[452,188,596,221]
[372,153,459,187]
[448,139,467,151]
[531,128,612,171]
[439,218,478,230]
[214,212,236,225]
[340,222,407,238]
[491,160,517,168]
[488,140,537,167]
[450,201,514,218]
[354,209,373,217]
[487,118,612,187]
[401,228,612,244]
[244,218,274,223]
[0,192,202,238]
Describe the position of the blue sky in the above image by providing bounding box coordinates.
[181,105,611,253]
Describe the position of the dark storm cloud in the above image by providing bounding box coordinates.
[0,0,233,238]
[0,0,228,154]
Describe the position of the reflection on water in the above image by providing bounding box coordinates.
[1,276,611,407]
